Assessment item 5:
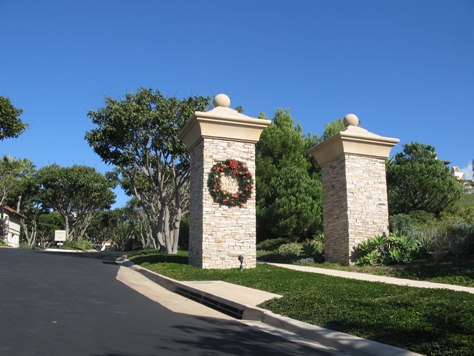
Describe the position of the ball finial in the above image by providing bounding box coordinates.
[343,113,359,127]
[213,94,231,108]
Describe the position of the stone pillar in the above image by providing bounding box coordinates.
[178,94,270,269]
[307,114,399,265]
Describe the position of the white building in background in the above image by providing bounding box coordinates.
[451,166,465,180]
[1,206,27,248]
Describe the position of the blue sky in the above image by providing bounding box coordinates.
[2,0,473,208]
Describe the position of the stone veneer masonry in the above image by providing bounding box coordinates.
[188,138,257,269]
[322,154,390,264]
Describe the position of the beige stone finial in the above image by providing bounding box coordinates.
[343,113,359,127]
[213,94,231,108]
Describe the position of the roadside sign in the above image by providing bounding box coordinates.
[54,230,66,242]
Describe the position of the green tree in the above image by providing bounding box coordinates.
[87,208,133,251]
[386,142,462,215]
[36,164,116,240]
[0,156,35,208]
[36,212,63,248]
[322,118,345,140]
[256,109,323,241]
[86,88,210,254]
[0,96,28,140]
[2,158,61,247]
[124,198,154,250]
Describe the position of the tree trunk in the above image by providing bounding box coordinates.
[172,225,180,254]
[65,216,70,240]
[163,205,173,254]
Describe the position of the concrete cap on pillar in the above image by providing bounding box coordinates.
[178,93,271,151]
[213,94,231,108]
[343,113,359,127]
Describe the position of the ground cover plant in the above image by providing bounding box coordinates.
[129,250,474,356]
[61,239,93,250]
[258,245,474,288]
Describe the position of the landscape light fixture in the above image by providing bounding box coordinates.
[238,254,244,272]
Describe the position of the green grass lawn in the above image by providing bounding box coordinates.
[129,250,474,356]
[257,251,474,288]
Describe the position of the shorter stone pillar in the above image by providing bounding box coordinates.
[178,94,270,269]
[307,114,399,265]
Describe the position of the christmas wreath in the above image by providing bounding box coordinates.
[208,159,254,207]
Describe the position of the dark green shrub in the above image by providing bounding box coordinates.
[301,238,324,263]
[179,214,190,250]
[0,237,6,246]
[410,210,436,226]
[441,205,474,223]
[62,240,93,250]
[256,237,287,251]
[389,214,413,235]
[301,239,323,255]
[277,242,302,258]
[447,222,474,256]
[416,220,474,262]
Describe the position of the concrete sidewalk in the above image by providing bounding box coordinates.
[265,262,474,294]
[117,256,431,356]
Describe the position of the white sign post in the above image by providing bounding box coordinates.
[54,230,66,242]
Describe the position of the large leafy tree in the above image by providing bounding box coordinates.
[85,88,210,254]
[0,96,28,140]
[35,164,116,240]
[124,198,154,250]
[3,158,64,247]
[386,142,462,215]
[0,156,35,207]
[0,156,35,245]
[256,109,323,241]
[86,208,133,251]
[322,118,345,140]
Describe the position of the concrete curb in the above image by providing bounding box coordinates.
[116,256,422,356]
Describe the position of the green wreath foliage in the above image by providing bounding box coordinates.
[208,159,253,207]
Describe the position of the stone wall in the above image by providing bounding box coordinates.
[322,154,390,264]
[321,155,349,264]
[188,138,257,269]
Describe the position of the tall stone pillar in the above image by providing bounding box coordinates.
[307,114,399,265]
[178,94,270,269]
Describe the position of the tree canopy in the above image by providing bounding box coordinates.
[256,109,323,241]
[86,88,210,253]
[322,118,345,140]
[0,156,35,208]
[386,142,462,215]
[35,164,116,240]
[0,96,28,140]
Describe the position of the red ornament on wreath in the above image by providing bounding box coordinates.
[208,159,253,207]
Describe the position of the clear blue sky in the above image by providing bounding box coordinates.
[2,0,473,208]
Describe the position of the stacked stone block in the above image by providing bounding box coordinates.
[189,139,257,269]
[308,114,399,265]
[322,154,390,264]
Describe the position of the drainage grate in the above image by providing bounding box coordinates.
[176,287,244,319]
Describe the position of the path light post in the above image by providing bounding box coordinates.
[238,254,244,272]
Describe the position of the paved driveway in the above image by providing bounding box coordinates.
[0,249,336,356]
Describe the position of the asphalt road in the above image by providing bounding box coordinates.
[0,248,335,356]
